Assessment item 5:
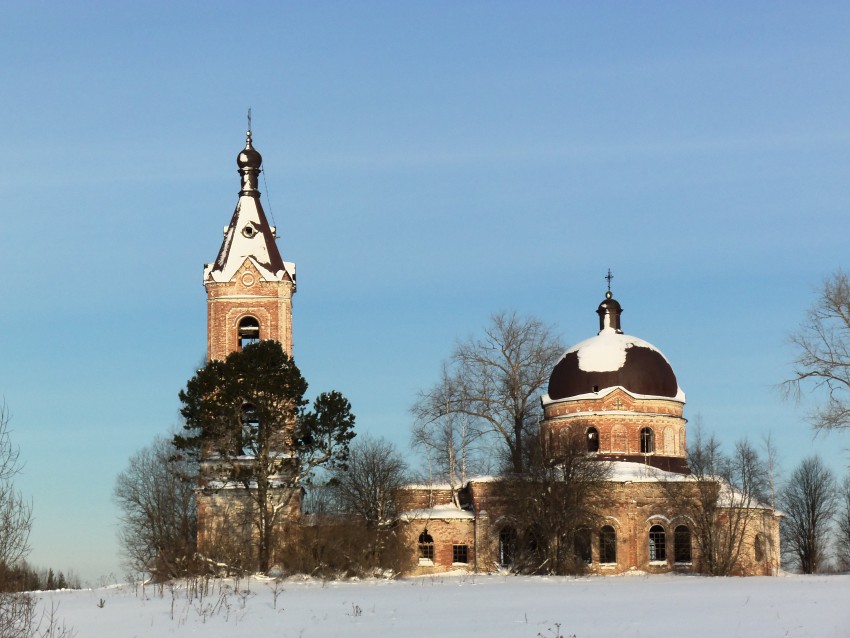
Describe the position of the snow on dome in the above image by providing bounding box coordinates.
[568,328,663,373]
[545,290,683,401]
[547,326,682,401]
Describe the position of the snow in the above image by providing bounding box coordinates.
[567,329,666,373]
[204,196,296,285]
[543,384,687,404]
[606,461,689,482]
[33,572,850,637]
[399,503,475,520]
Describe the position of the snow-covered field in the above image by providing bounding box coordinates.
[34,572,849,637]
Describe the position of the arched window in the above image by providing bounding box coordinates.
[649,525,666,562]
[754,533,765,562]
[586,427,600,453]
[600,525,617,564]
[574,528,592,565]
[674,525,691,563]
[640,427,655,454]
[237,316,260,350]
[499,527,517,566]
[418,529,434,563]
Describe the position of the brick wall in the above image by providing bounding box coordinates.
[206,260,295,362]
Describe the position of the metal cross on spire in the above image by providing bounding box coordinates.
[605,268,614,292]
[247,107,252,133]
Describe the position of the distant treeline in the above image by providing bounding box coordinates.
[0,562,82,592]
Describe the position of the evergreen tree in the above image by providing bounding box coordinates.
[175,339,356,572]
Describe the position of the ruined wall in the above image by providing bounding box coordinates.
[396,477,780,577]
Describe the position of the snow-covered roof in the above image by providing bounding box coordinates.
[205,196,294,284]
[204,132,295,286]
[542,384,686,405]
[398,504,475,521]
[606,461,690,482]
[400,483,455,490]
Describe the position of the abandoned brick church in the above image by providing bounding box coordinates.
[197,130,780,576]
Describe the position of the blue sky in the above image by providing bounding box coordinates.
[2,2,850,582]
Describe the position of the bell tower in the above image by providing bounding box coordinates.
[203,128,296,361]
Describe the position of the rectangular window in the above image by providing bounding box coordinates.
[452,544,468,564]
[419,543,434,562]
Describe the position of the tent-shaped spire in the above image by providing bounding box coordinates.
[204,130,295,285]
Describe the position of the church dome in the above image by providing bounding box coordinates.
[547,291,680,401]
[237,131,262,169]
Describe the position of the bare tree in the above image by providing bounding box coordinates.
[836,474,850,571]
[660,427,771,575]
[782,269,850,431]
[501,431,612,575]
[114,436,198,579]
[412,366,489,504]
[331,435,408,526]
[0,403,37,638]
[761,431,781,512]
[415,311,563,474]
[780,455,838,573]
[0,403,32,580]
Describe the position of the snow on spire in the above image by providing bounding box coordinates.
[204,129,295,286]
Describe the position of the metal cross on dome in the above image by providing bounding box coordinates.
[605,269,614,292]
[247,107,252,132]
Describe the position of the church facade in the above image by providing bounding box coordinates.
[195,131,780,576]
[395,292,781,576]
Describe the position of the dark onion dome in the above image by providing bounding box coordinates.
[237,130,262,169]
[547,292,681,401]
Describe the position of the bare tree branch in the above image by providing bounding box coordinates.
[0,403,31,573]
[413,311,564,474]
[782,270,850,431]
[331,435,407,526]
[113,436,198,579]
[780,455,838,573]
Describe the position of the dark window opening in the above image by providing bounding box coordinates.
[649,525,666,562]
[640,427,655,454]
[593,385,600,393]
[674,525,691,563]
[574,528,592,565]
[452,544,468,564]
[586,427,599,453]
[754,534,765,562]
[499,527,517,566]
[238,316,260,350]
[600,525,617,564]
[418,529,434,562]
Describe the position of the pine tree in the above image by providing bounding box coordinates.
[175,339,356,572]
